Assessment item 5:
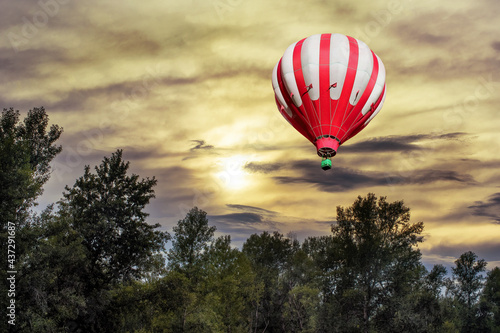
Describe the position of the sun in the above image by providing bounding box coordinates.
[214,155,250,191]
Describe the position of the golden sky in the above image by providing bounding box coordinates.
[1,0,500,269]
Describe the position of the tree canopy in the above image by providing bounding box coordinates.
[2,107,500,333]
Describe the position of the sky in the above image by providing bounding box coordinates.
[1,0,500,270]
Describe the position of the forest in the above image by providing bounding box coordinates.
[1,107,500,333]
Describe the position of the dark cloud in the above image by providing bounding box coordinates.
[273,164,387,191]
[392,21,451,46]
[183,139,216,160]
[246,132,471,180]
[47,74,198,113]
[426,242,500,265]
[226,204,278,215]
[403,170,475,184]
[120,145,185,161]
[208,212,280,236]
[388,12,500,80]
[211,212,263,224]
[437,132,468,140]
[98,29,162,57]
[272,159,475,192]
[0,47,67,82]
[343,135,425,153]
[208,203,283,236]
[390,19,452,46]
[190,140,214,151]
[244,161,284,174]
[468,193,500,224]
[49,144,183,185]
[342,133,467,154]
[0,2,33,30]
[492,41,500,51]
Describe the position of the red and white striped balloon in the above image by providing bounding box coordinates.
[272,33,386,160]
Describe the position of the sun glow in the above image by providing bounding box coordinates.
[214,155,250,191]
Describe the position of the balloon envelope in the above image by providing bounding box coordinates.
[272,33,386,164]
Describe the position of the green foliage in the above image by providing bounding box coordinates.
[16,207,87,332]
[60,149,170,285]
[9,148,170,332]
[4,107,500,332]
[201,235,258,331]
[483,267,500,330]
[283,284,320,333]
[164,208,260,332]
[168,207,216,276]
[320,193,425,333]
[1,107,62,332]
[452,251,487,309]
[243,231,302,332]
[447,251,488,333]
[0,107,62,222]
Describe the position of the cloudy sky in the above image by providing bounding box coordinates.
[2,0,499,270]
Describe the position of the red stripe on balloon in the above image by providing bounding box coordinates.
[319,34,332,138]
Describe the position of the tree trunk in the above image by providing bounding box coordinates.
[363,294,369,333]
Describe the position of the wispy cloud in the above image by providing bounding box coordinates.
[426,241,500,266]
[226,203,278,215]
[244,162,283,174]
[2,0,499,268]
[190,139,214,151]
[468,193,500,224]
[343,132,467,153]
[273,164,474,192]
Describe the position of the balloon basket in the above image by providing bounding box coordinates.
[321,158,332,170]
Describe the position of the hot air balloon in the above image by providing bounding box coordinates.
[271,33,386,170]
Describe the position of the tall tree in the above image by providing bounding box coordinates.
[0,107,62,224]
[422,264,448,331]
[56,150,169,332]
[324,193,425,333]
[242,231,300,332]
[16,207,88,332]
[201,235,258,331]
[452,251,487,310]
[60,149,169,284]
[166,207,217,331]
[167,207,216,276]
[482,267,500,331]
[282,247,321,333]
[0,107,62,331]
[450,251,487,332]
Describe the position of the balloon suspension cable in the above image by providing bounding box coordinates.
[321,156,332,171]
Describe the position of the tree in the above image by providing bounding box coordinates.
[167,207,216,276]
[322,193,425,333]
[482,267,500,331]
[302,235,342,332]
[452,251,487,310]
[60,149,169,284]
[389,264,447,333]
[0,107,62,224]
[16,207,88,332]
[166,207,218,331]
[242,231,300,332]
[56,150,170,332]
[201,235,258,331]
[0,107,62,331]
[422,264,448,331]
[449,251,487,332]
